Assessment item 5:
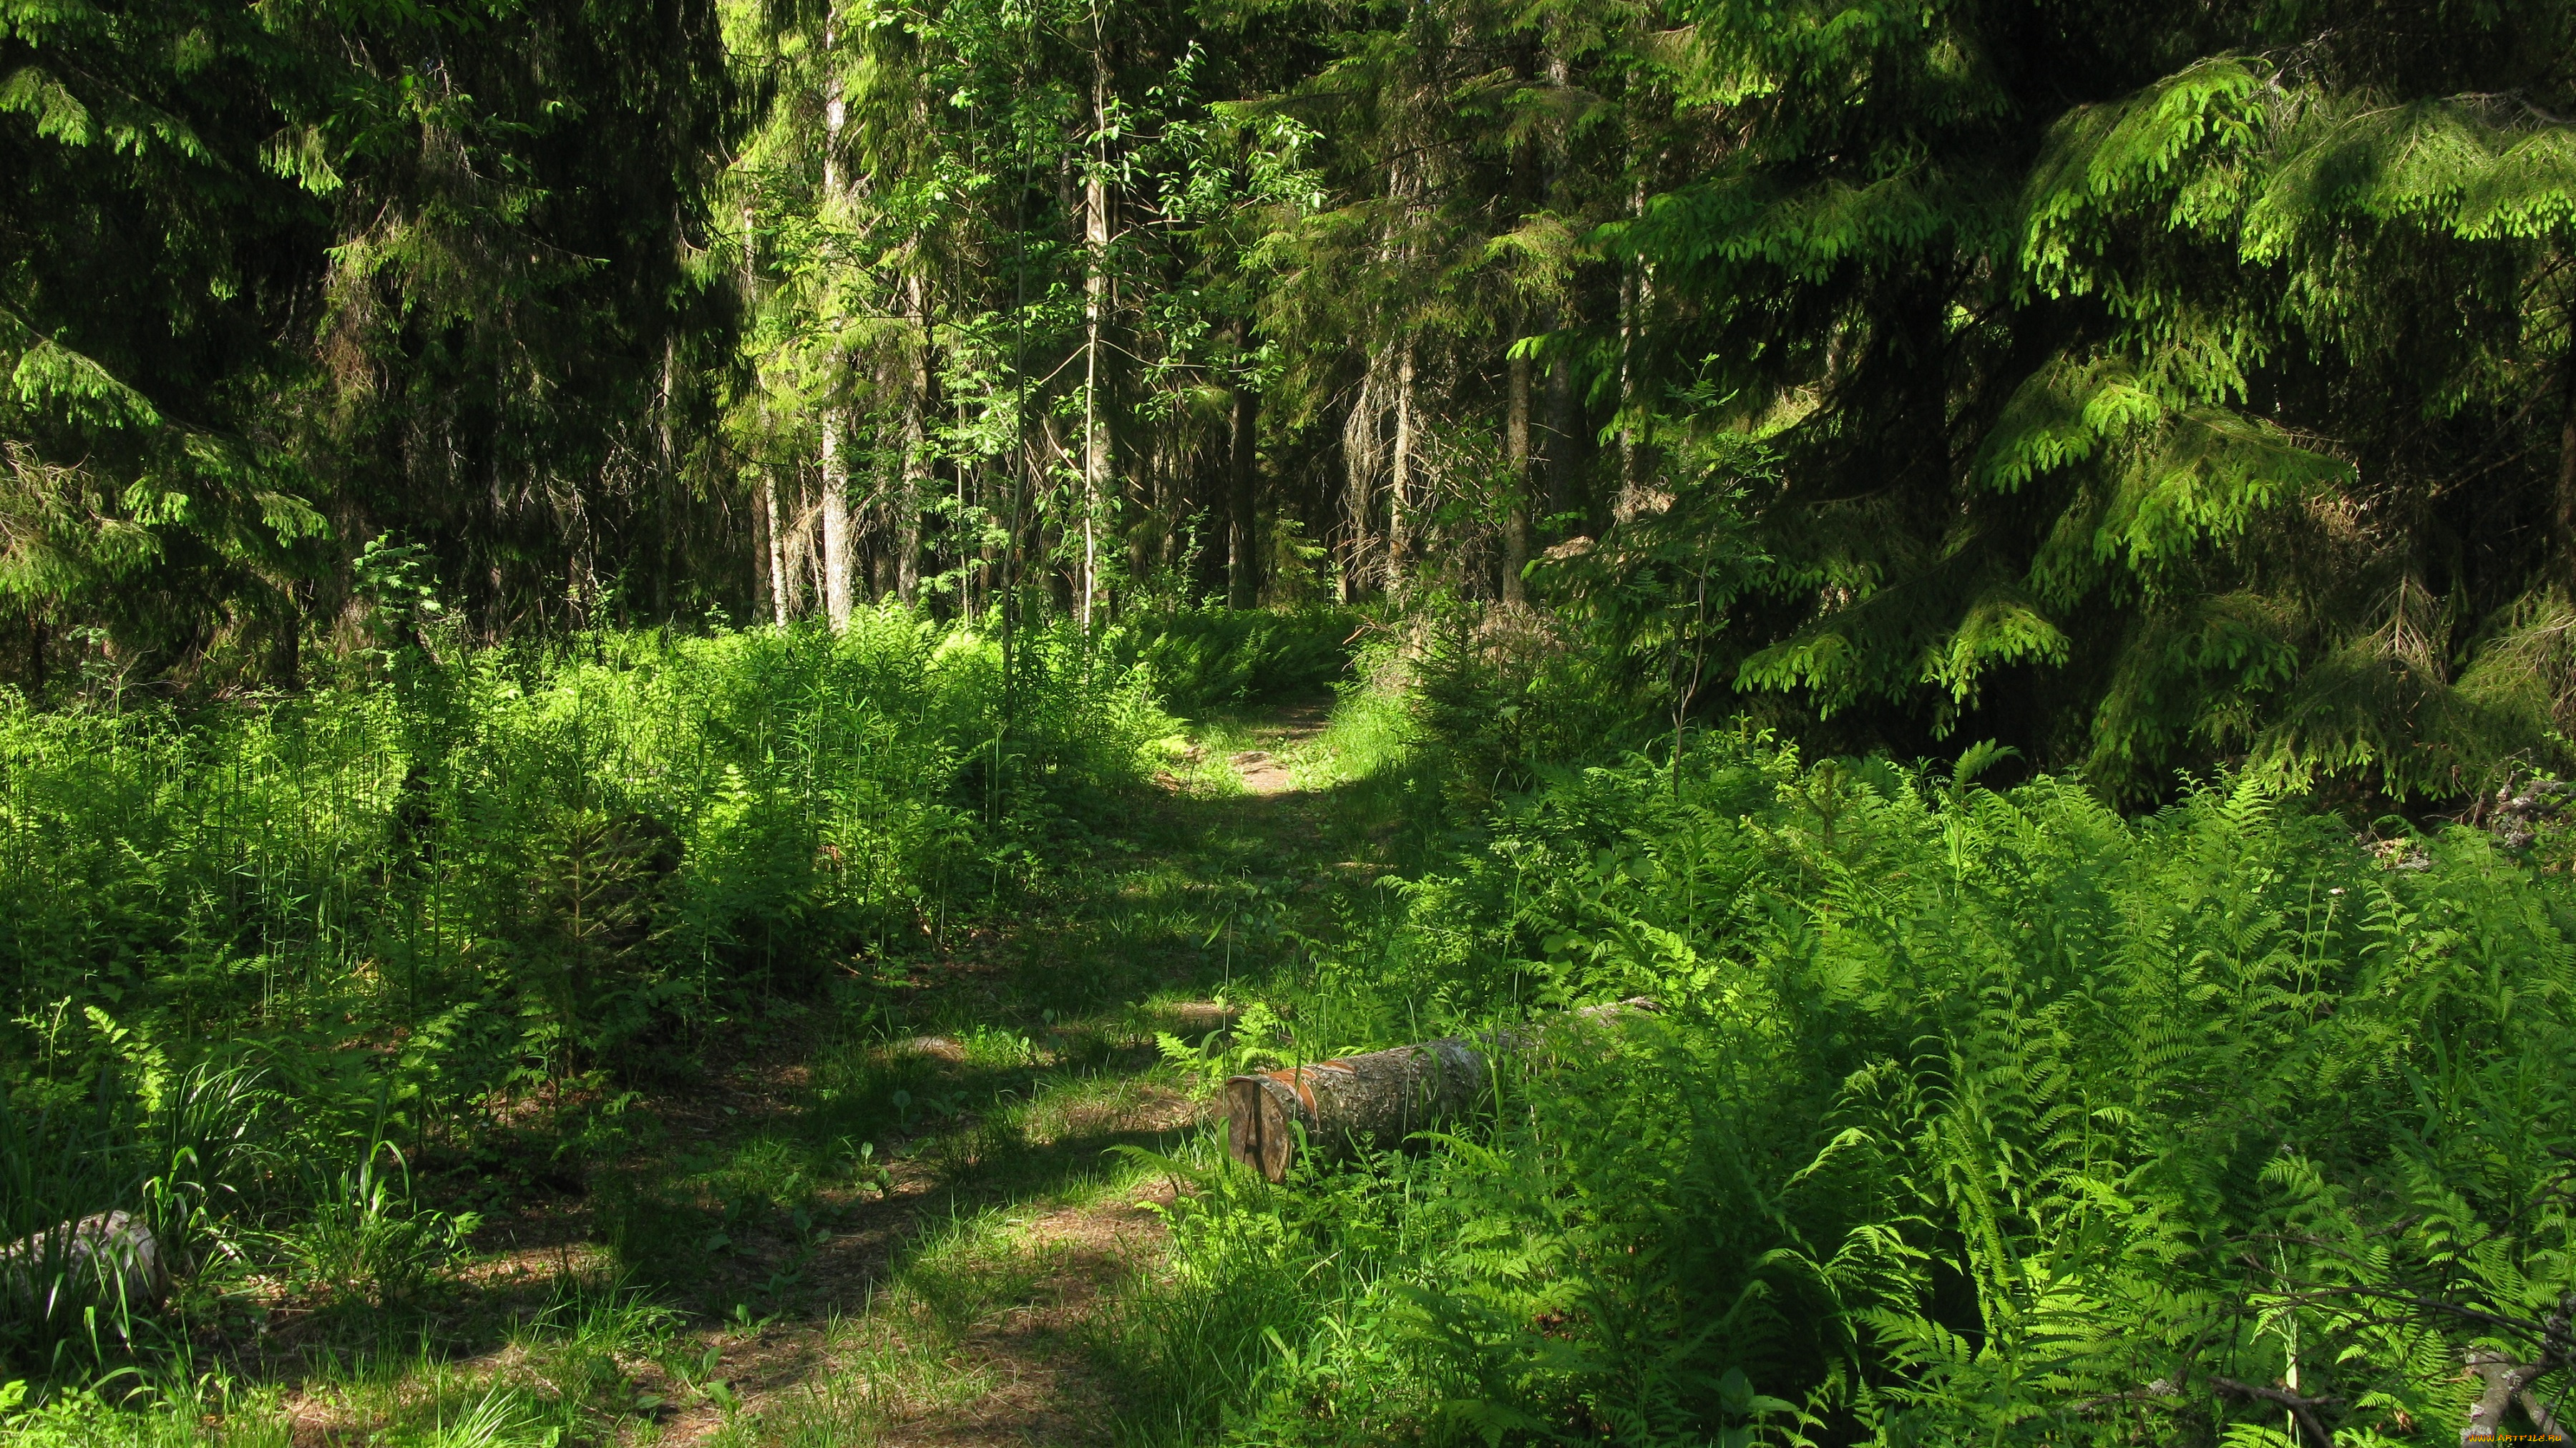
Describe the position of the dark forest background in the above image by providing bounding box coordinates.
[12,0,2576,798]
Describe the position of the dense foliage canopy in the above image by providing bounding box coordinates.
[8,0,2576,798]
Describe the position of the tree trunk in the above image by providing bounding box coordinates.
[793,471,821,617]
[1544,315,1578,524]
[1080,14,1112,628]
[2558,346,2576,592]
[1340,355,1384,602]
[1224,999,1658,1182]
[766,473,791,623]
[656,331,678,620]
[897,396,926,608]
[1614,162,1661,516]
[898,273,930,606]
[819,12,854,632]
[1229,318,1262,609]
[1191,418,1229,602]
[269,597,301,688]
[1498,46,1543,607]
[751,464,775,623]
[1388,343,1417,592]
[1537,54,1574,529]
[743,202,785,626]
[1372,149,1414,598]
[1617,196,1643,509]
[1131,431,1158,585]
[821,416,853,631]
[1503,340,1531,605]
[570,491,600,629]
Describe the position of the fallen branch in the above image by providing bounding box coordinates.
[2207,1375,2341,1448]
[1223,999,1658,1181]
[2067,1377,2179,1413]
[2466,1353,2573,1447]
[2524,1389,2570,1445]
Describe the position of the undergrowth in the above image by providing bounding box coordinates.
[1102,605,1357,718]
[17,600,2576,1448]
[0,607,1171,1382]
[1102,723,2576,1447]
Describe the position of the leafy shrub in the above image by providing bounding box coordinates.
[1405,602,1646,811]
[0,609,1168,1085]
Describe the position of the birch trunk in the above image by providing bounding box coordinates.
[1224,999,1658,1182]
[1080,15,1112,628]
[752,465,776,622]
[821,417,852,630]
[764,474,789,623]
[819,14,854,632]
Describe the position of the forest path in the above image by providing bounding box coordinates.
[1222,698,1332,794]
[585,695,1390,1448]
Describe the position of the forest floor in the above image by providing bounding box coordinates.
[264,695,1398,1448]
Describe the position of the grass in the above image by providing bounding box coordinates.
[1161,715,1256,797]
[1284,649,1411,794]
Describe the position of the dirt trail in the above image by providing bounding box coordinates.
[1226,698,1331,794]
[630,1060,1197,1447]
[606,700,1367,1447]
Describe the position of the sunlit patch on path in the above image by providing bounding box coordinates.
[1226,700,1332,794]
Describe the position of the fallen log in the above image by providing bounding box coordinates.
[1223,999,1659,1181]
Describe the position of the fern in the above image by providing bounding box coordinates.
[1128,728,2576,1444]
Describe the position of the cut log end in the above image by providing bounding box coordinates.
[1225,1074,1300,1183]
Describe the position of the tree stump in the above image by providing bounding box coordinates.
[1223,998,1658,1181]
